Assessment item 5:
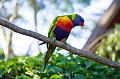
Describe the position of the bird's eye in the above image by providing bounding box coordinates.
[80,22,84,26]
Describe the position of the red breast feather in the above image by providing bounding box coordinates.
[56,16,74,32]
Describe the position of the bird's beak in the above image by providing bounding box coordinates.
[80,22,84,26]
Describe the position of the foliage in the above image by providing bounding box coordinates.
[0,52,120,79]
[96,24,120,62]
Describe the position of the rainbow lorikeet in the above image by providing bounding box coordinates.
[42,14,84,71]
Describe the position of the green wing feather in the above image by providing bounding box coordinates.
[43,16,58,71]
[48,16,58,37]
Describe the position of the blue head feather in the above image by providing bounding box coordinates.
[73,14,84,26]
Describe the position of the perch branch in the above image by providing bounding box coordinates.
[0,18,120,69]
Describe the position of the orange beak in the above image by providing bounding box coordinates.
[80,22,84,26]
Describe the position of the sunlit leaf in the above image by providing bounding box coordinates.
[50,74,61,79]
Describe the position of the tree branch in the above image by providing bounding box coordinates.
[0,18,120,69]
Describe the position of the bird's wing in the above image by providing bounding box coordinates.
[48,16,58,37]
[47,16,58,49]
[39,17,59,45]
[43,17,59,71]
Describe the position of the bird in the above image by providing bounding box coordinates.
[42,14,84,71]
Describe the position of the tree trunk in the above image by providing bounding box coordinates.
[82,0,120,52]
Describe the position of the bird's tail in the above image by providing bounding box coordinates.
[43,48,55,72]
[39,42,46,45]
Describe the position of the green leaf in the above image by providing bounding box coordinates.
[50,74,61,79]
[73,74,85,79]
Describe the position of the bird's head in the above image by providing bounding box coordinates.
[73,14,84,27]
